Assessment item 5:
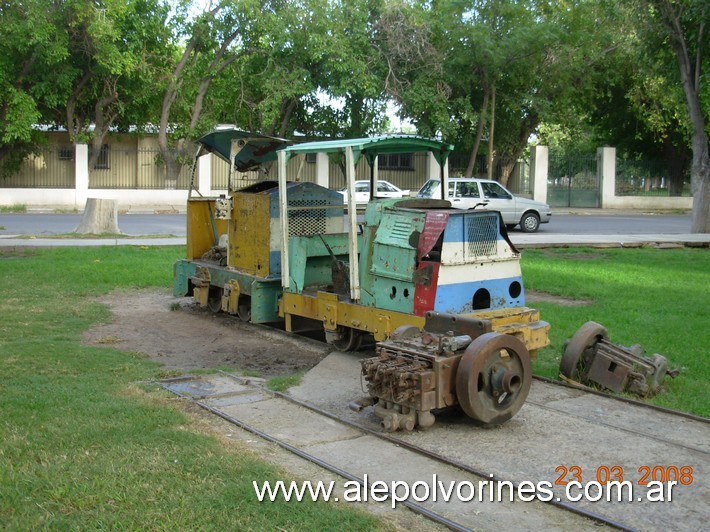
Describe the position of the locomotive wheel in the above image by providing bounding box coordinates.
[237,297,251,322]
[325,326,363,351]
[560,321,608,381]
[207,287,223,313]
[455,332,531,426]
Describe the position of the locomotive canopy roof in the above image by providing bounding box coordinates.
[199,129,454,170]
[198,128,291,172]
[283,135,454,167]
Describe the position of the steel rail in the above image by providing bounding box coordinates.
[217,371,634,532]
[524,398,708,455]
[160,383,470,532]
[532,375,710,424]
[221,311,708,424]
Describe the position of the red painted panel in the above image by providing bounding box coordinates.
[417,211,449,261]
[414,262,440,316]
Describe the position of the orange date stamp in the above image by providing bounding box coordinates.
[555,465,695,486]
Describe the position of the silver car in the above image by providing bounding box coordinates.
[417,178,552,232]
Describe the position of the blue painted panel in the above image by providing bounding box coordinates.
[442,212,501,243]
[434,276,525,314]
[269,250,281,276]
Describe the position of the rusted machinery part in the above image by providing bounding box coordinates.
[207,287,223,313]
[325,325,363,351]
[390,324,421,340]
[560,321,609,380]
[455,332,532,426]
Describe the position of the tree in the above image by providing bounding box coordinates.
[381,0,622,185]
[0,0,171,176]
[157,0,250,186]
[0,1,67,176]
[646,0,709,232]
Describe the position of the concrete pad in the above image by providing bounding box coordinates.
[290,350,364,406]
[218,397,363,447]
[303,435,601,531]
[284,353,710,531]
[163,374,252,398]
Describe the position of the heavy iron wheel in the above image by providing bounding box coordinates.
[237,296,251,323]
[560,321,608,381]
[325,326,363,351]
[207,287,223,313]
[455,332,532,426]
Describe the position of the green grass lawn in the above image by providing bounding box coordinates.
[0,246,382,529]
[1,245,707,528]
[522,247,709,416]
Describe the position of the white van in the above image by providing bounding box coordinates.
[416,178,552,232]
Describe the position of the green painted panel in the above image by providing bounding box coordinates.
[172,258,282,323]
[369,276,416,314]
[286,233,350,294]
[369,211,422,281]
[250,280,283,323]
[173,259,193,297]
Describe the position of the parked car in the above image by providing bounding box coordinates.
[416,177,552,232]
[338,180,411,205]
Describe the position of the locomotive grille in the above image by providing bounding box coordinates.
[391,219,412,240]
[288,199,328,236]
[464,213,498,258]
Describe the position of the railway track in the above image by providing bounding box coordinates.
[159,352,708,531]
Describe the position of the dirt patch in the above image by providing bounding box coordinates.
[525,289,592,307]
[84,289,331,377]
[0,248,38,259]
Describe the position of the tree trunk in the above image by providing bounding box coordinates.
[465,87,490,178]
[74,198,121,234]
[487,82,496,180]
[655,0,709,232]
[498,158,517,188]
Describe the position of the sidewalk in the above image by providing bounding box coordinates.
[1,233,708,248]
[511,233,710,248]
[0,237,185,247]
[24,206,187,215]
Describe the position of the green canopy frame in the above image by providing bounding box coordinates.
[277,135,454,301]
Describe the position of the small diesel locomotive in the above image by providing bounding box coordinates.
[174,128,549,430]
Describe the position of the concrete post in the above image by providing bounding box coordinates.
[315,152,329,188]
[530,145,548,204]
[75,143,89,209]
[427,151,448,181]
[598,146,616,208]
[198,154,212,196]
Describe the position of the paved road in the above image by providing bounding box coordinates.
[0,213,187,237]
[0,211,696,237]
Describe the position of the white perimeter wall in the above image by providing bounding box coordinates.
[1,143,694,211]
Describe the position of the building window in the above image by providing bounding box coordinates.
[378,153,414,170]
[94,144,110,170]
[305,153,317,163]
[58,147,73,161]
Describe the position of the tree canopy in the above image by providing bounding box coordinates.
[0,0,707,229]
